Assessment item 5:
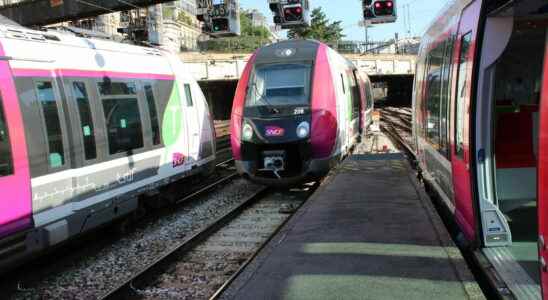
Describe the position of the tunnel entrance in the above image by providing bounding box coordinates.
[198,75,416,120]
[198,79,238,121]
[370,74,414,107]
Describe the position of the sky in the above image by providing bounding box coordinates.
[238,0,451,41]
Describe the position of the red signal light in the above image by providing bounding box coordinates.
[283,5,303,22]
[374,2,382,8]
[386,1,393,7]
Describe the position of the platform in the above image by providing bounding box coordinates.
[220,153,485,300]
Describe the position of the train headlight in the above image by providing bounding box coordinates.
[242,122,254,141]
[296,121,310,139]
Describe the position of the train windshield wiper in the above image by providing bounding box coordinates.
[251,82,279,114]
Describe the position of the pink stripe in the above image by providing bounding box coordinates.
[12,68,175,80]
[310,44,338,159]
[0,43,32,231]
[231,52,258,161]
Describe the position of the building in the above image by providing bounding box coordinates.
[247,9,268,28]
[3,0,203,52]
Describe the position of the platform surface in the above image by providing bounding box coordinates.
[221,153,485,300]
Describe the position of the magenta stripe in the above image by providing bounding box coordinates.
[0,42,32,230]
[12,68,175,80]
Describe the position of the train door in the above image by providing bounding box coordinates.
[0,59,31,238]
[182,82,200,163]
[450,0,481,242]
[538,28,548,299]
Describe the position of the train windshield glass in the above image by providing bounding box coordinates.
[246,63,311,108]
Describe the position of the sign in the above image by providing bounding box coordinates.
[50,0,63,7]
[265,126,285,137]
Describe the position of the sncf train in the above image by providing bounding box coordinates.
[0,25,215,271]
[231,40,374,186]
[413,0,548,298]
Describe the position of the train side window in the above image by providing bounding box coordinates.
[366,80,374,109]
[350,72,361,118]
[144,84,161,145]
[439,38,455,158]
[184,84,193,107]
[455,32,472,158]
[36,81,65,169]
[98,82,137,96]
[102,98,144,155]
[425,43,444,149]
[72,82,97,160]
[0,94,13,176]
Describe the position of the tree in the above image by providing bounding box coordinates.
[287,8,345,43]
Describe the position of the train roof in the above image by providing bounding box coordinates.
[0,24,165,57]
[254,39,322,65]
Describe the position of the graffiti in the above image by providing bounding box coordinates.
[33,168,138,205]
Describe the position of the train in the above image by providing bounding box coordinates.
[230,40,375,186]
[413,0,548,298]
[0,24,216,271]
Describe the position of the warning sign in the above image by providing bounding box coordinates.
[50,0,63,7]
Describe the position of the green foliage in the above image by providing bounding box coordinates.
[240,12,271,38]
[287,7,344,43]
[177,11,194,26]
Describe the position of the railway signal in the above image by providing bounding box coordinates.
[363,0,397,24]
[269,0,311,29]
[197,0,241,37]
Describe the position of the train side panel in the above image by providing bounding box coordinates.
[0,29,215,271]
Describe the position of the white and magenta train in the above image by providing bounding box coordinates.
[0,25,216,271]
[230,40,374,186]
[414,0,548,297]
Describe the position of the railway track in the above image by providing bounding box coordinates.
[379,107,416,157]
[100,184,318,300]
[5,156,252,299]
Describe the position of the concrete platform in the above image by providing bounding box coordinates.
[220,153,485,300]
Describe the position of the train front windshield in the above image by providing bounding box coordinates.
[246,63,312,110]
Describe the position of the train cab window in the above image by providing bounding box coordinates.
[0,95,13,176]
[72,82,97,160]
[144,85,161,145]
[184,84,193,107]
[246,63,311,108]
[102,98,144,155]
[36,81,65,168]
[455,33,472,158]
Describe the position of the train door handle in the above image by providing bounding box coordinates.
[540,235,546,251]
[541,257,547,273]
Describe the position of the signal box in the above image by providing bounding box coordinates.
[197,0,241,37]
[363,0,397,24]
[269,0,311,29]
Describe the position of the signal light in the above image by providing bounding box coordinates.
[212,18,229,32]
[283,6,303,22]
[373,0,394,16]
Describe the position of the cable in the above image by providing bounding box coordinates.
[75,0,116,13]
[115,0,141,10]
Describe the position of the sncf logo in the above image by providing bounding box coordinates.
[265,126,285,137]
[172,152,185,168]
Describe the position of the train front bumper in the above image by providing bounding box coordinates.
[235,156,337,187]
